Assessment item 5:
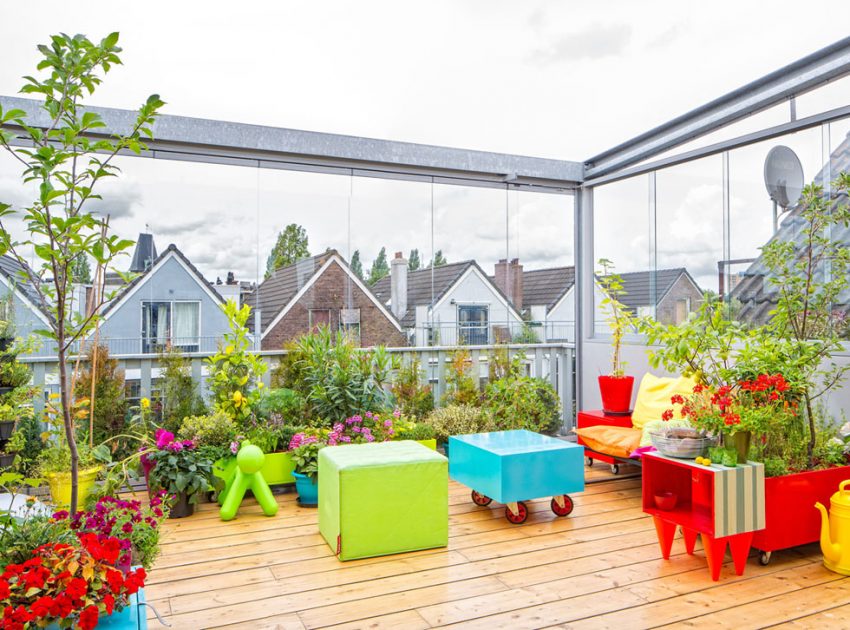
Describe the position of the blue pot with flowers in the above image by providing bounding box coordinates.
[289,435,324,507]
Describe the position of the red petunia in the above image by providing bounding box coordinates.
[78,605,100,630]
[65,576,88,600]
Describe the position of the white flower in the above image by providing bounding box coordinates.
[839,421,850,438]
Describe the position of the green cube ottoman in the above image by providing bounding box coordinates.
[318,440,448,561]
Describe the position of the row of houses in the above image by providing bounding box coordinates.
[0,233,704,356]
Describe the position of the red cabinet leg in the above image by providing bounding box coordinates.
[728,531,754,576]
[701,533,727,581]
[682,527,698,555]
[653,516,678,560]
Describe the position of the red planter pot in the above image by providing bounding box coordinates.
[753,464,850,558]
[598,375,635,414]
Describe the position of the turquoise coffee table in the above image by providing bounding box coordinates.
[449,430,585,524]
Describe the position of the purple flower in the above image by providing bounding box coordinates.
[167,441,184,452]
[230,441,239,454]
[122,522,133,534]
[383,419,393,428]
[393,409,401,418]
[155,428,175,450]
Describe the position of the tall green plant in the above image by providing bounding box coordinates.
[0,32,163,514]
[757,175,850,465]
[284,326,391,425]
[159,345,206,432]
[206,301,267,425]
[596,258,638,377]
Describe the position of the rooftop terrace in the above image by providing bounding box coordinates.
[143,467,849,629]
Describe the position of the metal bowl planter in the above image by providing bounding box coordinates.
[649,428,718,459]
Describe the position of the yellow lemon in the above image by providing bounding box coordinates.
[232,390,244,406]
[703,459,712,466]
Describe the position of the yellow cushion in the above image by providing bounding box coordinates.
[630,373,696,430]
[575,425,642,459]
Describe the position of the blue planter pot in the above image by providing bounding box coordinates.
[46,588,147,629]
[292,471,318,507]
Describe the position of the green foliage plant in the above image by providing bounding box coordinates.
[73,344,126,453]
[158,345,206,433]
[367,246,389,285]
[424,404,494,444]
[289,439,324,481]
[206,300,267,425]
[178,410,238,453]
[0,32,163,514]
[485,374,562,435]
[596,258,639,377]
[442,349,480,406]
[390,358,434,420]
[283,326,392,426]
[256,387,305,422]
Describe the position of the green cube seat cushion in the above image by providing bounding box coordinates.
[318,440,448,561]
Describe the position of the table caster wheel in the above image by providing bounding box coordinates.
[610,464,620,475]
[471,490,492,506]
[586,457,594,467]
[758,551,771,566]
[551,495,574,517]
[505,501,528,524]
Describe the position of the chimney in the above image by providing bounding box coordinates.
[494,258,523,310]
[390,251,408,320]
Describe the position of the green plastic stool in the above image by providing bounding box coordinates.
[220,442,279,521]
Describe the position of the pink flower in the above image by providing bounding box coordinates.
[155,429,175,450]
[167,441,184,452]
[393,409,401,418]
[383,419,393,428]
[230,441,239,454]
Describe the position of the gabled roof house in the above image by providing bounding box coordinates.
[93,236,230,355]
[372,254,524,346]
[248,250,406,349]
[0,255,51,339]
[618,268,704,325]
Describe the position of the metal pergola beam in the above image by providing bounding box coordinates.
[584,36,850,179]
[0,96,582,192]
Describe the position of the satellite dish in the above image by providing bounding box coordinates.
[764,145,804,209]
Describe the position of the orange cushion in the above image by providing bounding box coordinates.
[575,425,642,459]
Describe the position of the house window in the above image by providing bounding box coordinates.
[309,309,331,332]
[457,305,489,345]
[340,308,361,344]
[142,301,200,353]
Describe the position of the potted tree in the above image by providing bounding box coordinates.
[643,172,850,564]
[596,259,637,414]
[0,31,163,516]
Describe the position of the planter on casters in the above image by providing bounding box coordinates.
[598,375,634,414]
[292,471,318,507]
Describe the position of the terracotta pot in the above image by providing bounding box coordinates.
[598,375,635,414]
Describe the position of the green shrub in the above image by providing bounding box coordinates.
[290,440,324,480]
[159,347,207,433]
[424,405,493,443]
[390,359,434,420]
[178,411,238,451]
[278,327,392,426]
[395,421,436,441]
[442,350,480,406]
[73,345,127,453]
[485,376,561,435]
[256,388,306,422]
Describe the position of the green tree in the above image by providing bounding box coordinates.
[408,249,421,271]
[368,247,390,285]
[71,254,91,283]
[74,344,126,455]
[0,32,163,514]
[350,250,363,279]
[159,346,206,433]
[265,223,310,278]
[432,250,447,267]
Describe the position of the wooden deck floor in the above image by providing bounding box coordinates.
[144,463,850,629]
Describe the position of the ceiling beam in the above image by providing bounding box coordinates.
[584,36,850,179]
[0,95,581,192]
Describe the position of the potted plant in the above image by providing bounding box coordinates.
[642,172,850,563]
[423,404,495,455]
[52,492,171,572]
[0,532,147,629]
[596,258,638,414]
[288,434,324,507]
[147,429,214,518]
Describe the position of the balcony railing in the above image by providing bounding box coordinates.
[415,320,575,346]
[22,335,226,358]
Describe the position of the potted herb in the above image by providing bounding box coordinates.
[596,258,638,414]
[288,434,324,507]
[147,429,214,518]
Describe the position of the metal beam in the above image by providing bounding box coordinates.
[0,96,581,192]
[584,36,850,179]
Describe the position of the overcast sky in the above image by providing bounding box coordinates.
[1,1,849,286]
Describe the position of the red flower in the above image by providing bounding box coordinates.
[66,577,88,600]
[106,568,124,595]
[78,605,100,630]
[30,596,55,618]
[103,593,115,616]
[670,394,685,405]
[662,409,674,421]
[0,579,10,599]
[723,413,741,426]
[692,383,705,394]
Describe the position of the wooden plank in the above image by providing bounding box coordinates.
[772,601,850,627]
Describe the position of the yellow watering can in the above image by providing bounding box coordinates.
[815,479,850,575]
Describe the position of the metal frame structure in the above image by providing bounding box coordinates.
[2,36,850,417]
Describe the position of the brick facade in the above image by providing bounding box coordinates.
[656,274,704,325]
[261,261,407,349]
